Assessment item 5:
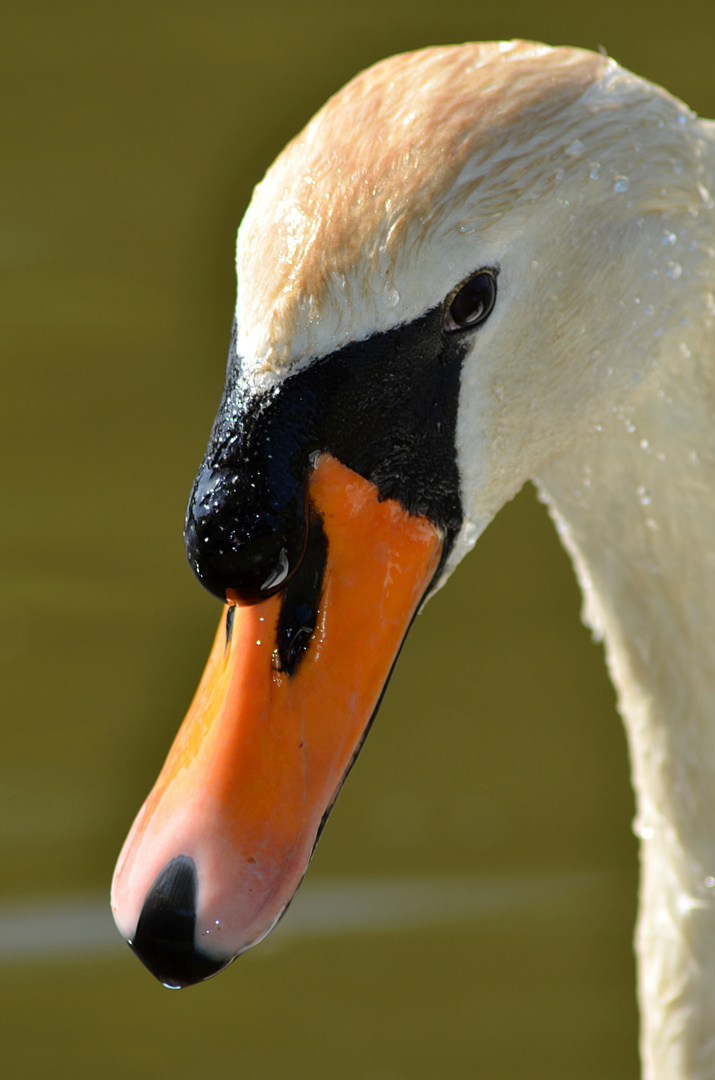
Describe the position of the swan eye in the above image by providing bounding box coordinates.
[443,271,497,332]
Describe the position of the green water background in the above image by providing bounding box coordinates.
[3,1,713,1076]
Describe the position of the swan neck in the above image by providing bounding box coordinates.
[535,335,715,1078]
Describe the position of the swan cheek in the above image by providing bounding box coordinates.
[110,454,443,987]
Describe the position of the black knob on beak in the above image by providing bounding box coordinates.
[184,368,319,604]
[184,458,309,603]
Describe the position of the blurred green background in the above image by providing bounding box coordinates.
[2,1,712,1077]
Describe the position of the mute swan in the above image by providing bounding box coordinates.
[112,42,715,1079]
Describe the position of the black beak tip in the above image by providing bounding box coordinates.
[128,854,231,988]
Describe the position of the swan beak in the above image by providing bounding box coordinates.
[111,454,443,987]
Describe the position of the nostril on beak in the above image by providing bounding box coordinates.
[129,855,230,988]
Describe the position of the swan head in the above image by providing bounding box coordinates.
[112,41,715,986]
[235,40,713,565]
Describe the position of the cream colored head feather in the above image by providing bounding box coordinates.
[234,40,708,393]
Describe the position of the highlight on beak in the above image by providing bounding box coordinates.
[111,454,443,987]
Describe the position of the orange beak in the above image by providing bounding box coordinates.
[111,453,443,985]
